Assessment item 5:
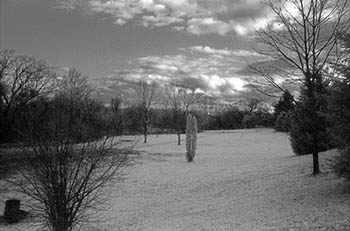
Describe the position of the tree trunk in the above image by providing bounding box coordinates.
[312,152,320,175]
[143,112,148,143]
[143,124,147,143]
[177,133,181,145]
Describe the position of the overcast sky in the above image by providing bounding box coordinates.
[1,0,276,100]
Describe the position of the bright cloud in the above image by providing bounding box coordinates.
[182,46,266,57]
[97,45,266,99]
[184,46,232,56]
[57,0,273,36]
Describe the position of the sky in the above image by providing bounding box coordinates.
[1,0,277,102]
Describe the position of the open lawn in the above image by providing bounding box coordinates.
[1,129,350,230]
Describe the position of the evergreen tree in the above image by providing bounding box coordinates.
[274,90,295,118]
[328,33,350,180]
[289,73,332,174]
[290,82,331,152]
[274,90,295,132]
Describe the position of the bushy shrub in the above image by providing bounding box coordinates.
[333,148,350,181]
[121,106,143,135]
[242,111,274,129]
[207,107,244,130]
[16,95,112,143]
[13,105,128,231]
[150,108,173,133]
[242,113,255,128]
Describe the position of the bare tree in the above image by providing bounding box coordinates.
[11,134,128,231]
[254,0,350,174]
[133,80,157,143]
[245,98,262,113]
[9,68,130,231]
[180,85,203,116]
[162,82,202,145]
[162,83,182,145]
[57,68,92,101]
[0,50,56,120]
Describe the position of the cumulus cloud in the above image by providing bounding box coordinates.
[186,17,235,36]
[57,0,273,36]
[93,45,268,102]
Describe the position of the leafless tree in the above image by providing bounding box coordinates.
[0,50,57,125]
[10,135,128,231]
[57,68,92,101]
[133,80,157,143]
[8,67,130,231]
[253,0,350,174]
[162,82,202,145]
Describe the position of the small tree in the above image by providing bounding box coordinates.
[163,82,202,145]
[12,131,128,231]
[185,114,198,162]
[133,80,156,143]
[162,84,184,145]
[290,84,332,161]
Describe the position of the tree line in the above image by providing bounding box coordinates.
[0,52,277,147]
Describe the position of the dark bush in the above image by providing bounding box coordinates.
[207,107,244,130]
[121,106,143,135]
[333,148,350,181]
[15,95,112,143]
[242,111,274,129]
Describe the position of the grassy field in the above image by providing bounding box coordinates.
[1,129,350,231]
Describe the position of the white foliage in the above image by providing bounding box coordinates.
[186,114,198,162]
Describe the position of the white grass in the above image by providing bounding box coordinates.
[1,129,350,231]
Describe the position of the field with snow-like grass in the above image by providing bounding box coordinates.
[1,129,350,231]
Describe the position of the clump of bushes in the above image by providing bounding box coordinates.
[242,111,274,129]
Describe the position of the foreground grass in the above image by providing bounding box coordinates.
[1,129,350,231]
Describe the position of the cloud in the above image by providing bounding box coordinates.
[92,45,268,102]
[182,46,266,57]
[186,17,235,36]
[57,0,273,36]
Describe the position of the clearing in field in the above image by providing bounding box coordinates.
[1,129,350,231]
